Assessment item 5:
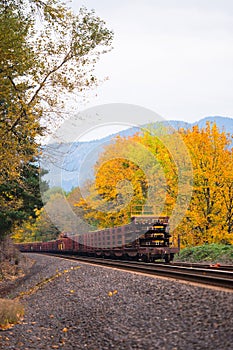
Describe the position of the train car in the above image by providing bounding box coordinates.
[82,215,177,262]
[15,214,178,262]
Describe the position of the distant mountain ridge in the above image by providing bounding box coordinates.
[171,116,233,134]
[192,116,233,133]
[103,116,233,140]
[42,116,233,192]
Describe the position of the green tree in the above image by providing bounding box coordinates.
[42,186,65,204]
[0,163,49,237]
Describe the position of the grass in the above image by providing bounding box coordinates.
[0,298,24,330]
[175,243,233,264]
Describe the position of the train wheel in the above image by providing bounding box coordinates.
[164,254,171,263]
[141,255,149,262]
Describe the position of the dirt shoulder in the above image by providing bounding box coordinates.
[0,253,35,298]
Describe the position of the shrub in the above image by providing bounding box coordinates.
[0,298,24,330]
[175,244,233,263]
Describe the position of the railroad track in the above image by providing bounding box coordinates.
[170,261,233,271]
[35,253,233,290]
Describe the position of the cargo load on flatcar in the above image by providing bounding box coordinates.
[15,211,178,263]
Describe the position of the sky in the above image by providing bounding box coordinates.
[70,0,233,124]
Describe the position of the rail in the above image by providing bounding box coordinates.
[30,253,233,290]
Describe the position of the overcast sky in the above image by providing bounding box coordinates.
[69,0,233,124]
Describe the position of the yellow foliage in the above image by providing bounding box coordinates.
[76,122,233,247]
[175,122,233,246]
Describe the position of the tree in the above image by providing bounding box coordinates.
[0,0,113,237]
[76,122,233,247]
[0,4,39,185]
[220,150,233,235]
[133,130,179,215]
[75,136,150,228]
[176,123,233,246]
[0,163,49,237]
[75,131,178,229]
[11,207,59,242]
[42,186,65,204]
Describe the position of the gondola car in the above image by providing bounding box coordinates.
[16,214,178,262]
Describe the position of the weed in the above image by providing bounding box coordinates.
[0,298,24,330]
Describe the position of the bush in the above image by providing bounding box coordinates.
[0,298,24,330]
[175,244,233,263]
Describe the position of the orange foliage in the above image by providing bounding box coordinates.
[76,123,233,247]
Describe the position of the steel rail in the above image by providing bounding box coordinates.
[170,261,233,271]
[32,253,233,290]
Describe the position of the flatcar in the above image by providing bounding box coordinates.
[16,215,178,262]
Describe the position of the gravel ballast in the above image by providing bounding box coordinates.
[0,253,232,350]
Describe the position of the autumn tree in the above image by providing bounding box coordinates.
[75,132,175,229]
[176,123,233,246]
[133,130,179,215]
[76,122,232,247]
[136,123,232,246]
[11,206,59,242]
[220,150,233,235]
[12,190,82,242]
[0,0,113,237]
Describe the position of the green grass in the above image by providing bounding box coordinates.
[175,244,233,264]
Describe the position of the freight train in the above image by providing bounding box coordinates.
[16,214,179,262]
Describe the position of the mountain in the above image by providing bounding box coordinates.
[192,116,233,134]
[41,116,233,192]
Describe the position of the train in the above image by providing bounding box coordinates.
[16,214,179,262]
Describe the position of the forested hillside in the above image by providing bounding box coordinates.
[13,121,233,249]
[73,122,233,248]
[1,1,232,250]
[42,116,233,192]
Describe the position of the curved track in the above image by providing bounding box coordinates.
[35,253,233,290]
